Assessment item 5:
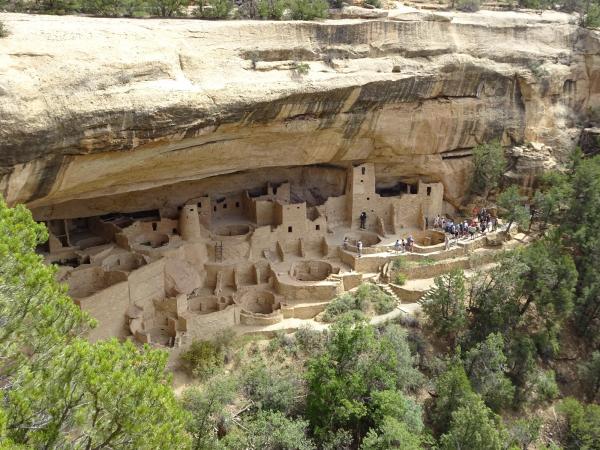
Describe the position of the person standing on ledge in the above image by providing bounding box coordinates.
[394,239,401,253]
[357,240,363,257]
[360,211,367,229]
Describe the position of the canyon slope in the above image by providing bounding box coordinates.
[0,11,599,219]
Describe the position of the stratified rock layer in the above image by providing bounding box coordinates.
[0,11,599,218]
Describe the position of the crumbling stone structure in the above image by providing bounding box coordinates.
[43,163,445,353]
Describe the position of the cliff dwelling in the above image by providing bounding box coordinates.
[40,162,450,352]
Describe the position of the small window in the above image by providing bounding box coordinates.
[172,228,178,235]
[213,206,217,212]
[360,179,364,183]
[197,202,202,208]
[288,226,293,233]
[189,208,194,212]
[223,203,227,209]
[361,167,366,175]
[316,224,320,231]
[367,197,370,201]
[152,223,157,231]
[236,202,240,208]
[427,187,432,196]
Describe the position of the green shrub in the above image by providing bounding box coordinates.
[181,340,224,379]
[470,141,506,197]
[417,257,436,266]
[294,61,310,75]
[393,256,410,270]
[295,325,326,353]
[518,0,551,8]
[394,273,407,286]
[557,398,600,450]
[267,330,298,355]
[181,331,234,380]
[322,284,396,321]
[531,369,559,403]
[321,292,367,322]
[0,21,8,38]
[363,0,381,6]
[196,0,233,18]
[288,0,328,20]
[585,3,600,28]
[148,0,191,16]
[456,0,479,10]
[257,0,286,18]
[372,291,396,315]
[241,362,305,415]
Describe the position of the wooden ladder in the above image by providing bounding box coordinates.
[215,241,223,262]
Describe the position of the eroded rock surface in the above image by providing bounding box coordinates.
[0,11,599,219]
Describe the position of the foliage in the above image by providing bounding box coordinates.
[294,325,326,354]
[0,203,92,366]
[430,363,475,434]
[438,396,505,450]
[370,389,424,433]
[0,21,8,38]
[557,398,600,450]
[288,0,328,20]
[507,417,542,450]
[419,269,467,346]
[559,155,600,340]
[36,0,81,13]
[223,410,316,450]
[321,292,368,322]
[532,170,571,228]
[181,339,226,379]
[456,0,480,10]
[81,0,127,15]
[584,2,600,28]
[241,361,305,415]
[463,333,515,411]
[578,351,600,402]
[468,247,560,342]
[196,0,233,18]
[497,185,530,233]
[7,339,190,448]
[181,375,238,450]
[530,369,559,403]
[306,318,423,447]
[362,0,381,7]
[360,417,422,450]
[470,141,506,196]
[394,272,407,285]
[148,0,190,16]
[378,324,425,392]
[294,61,311,75]
[257,0,286,19]
[393,256,410,270]
[465,242,576,397]
[417,256,436,266]
[321,284,396,322]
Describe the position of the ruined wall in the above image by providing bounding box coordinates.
[77,281,130,342]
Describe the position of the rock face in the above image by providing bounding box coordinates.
[0,11,599,219]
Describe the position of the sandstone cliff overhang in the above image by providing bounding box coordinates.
[0,11,598,219]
